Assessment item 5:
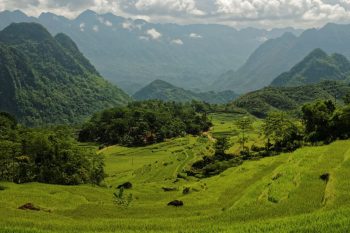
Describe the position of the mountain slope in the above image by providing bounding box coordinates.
[0,22,130,126]
[232,81,350,117]
[0,10,302,93]
[271,49,350,87]
[216,23,350,93]
[133,80,199,102]
[133,80,238,104]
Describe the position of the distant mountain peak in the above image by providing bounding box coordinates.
[134,79,237,104]
[0,22,130,125]
[0,22,52,43]
[39,12,69,22]
[148,79,175,87]
[77,10,98,19]
[281,31,297,39]
[271,49,350,87]
[305,48,327,59]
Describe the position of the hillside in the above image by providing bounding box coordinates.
[0,22,130,126]
[215,23,350,93]
[2,113,350,232]
[232,81,350,117]
[0,10,302,93]
[271,49,350,87]
[133,80,238,104]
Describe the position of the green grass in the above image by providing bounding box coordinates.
[210,113,264,153]
[1,113,350,232]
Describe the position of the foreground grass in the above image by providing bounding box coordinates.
[1,113,350,232]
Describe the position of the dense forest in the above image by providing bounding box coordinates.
[0,112,104,185]
[232,81,350,117]
[0,22,130,126]
[79,100,212,147]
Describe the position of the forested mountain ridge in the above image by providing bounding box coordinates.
[0,10,302,93]
[232,81,350,117]
[271,49,350,87]
[215,23,350,93]
[0,22,130,126]
[133,80,238,104]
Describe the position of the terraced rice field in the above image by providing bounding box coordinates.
[1,114,350,232]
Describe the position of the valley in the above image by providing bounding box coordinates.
[1,4,350,232]
[1,113,350,232]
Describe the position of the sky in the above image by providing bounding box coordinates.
[2,0,350,29]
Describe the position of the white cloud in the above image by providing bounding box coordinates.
[4,0,350,29]
[79,22,85,31]
[92,25,99,32]
[214,0,350,22]
[134,0,205,16]
[146,28,162,40]
[189,33,202,38]
[139,36,150,40]
[171,39,184,45]
[257,36,268,42]
[122,21,133,30]
[122,20,143,30]
[98,17,113,26]
[104,20,113,26]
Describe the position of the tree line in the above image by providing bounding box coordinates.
[188,98,350,177]
[79,100,212,147]
[0,112,104,185]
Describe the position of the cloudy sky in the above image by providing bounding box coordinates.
[2,0,350,28]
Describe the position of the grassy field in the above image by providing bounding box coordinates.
[1,113,350,232]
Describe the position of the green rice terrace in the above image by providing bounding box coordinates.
[1,113,350,233]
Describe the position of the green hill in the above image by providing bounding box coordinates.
[133,79,238,104]
[232,81,350,117]
[271,49,350,87]
[0,22,130,126]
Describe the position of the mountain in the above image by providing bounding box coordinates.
[232,81,350,117]
[0,10,302,93]
[215,23,350,93]
[133,80,237,104]
[0,22,130,126]
[271,49,350,87]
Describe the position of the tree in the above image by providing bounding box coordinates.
[114,187,133,207]
[236,116,253,150]
[302,100,335,142]
[343,93,350,105]
[263,111,302,151]
[214,137,231,159]
[330,105,350,139]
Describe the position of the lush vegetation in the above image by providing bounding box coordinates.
[0,112,104,185]
[232,81,350,117]
[0,22,130,126]
[188,136,243,177]
[271,49,350,87]
[79,100,212,147]
[302,100,350,143]
[2,113,350,232]
[133,79,238,104]
[3,12,350,233]
[188,97,350,178]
